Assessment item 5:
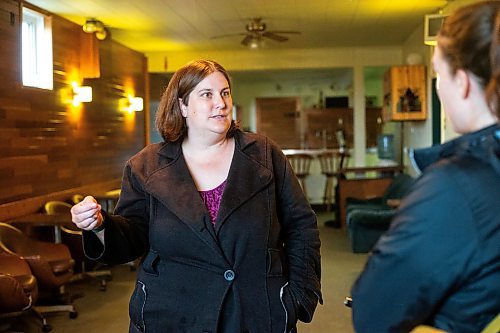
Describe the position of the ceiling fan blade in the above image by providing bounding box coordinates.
[241,34,253,46]
[262,32,288,42]
[211,32,247,39]
[266,30,301,35]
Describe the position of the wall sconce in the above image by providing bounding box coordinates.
[128,96,144,112]
[82,18,108,40]
[119,95,143,113]
[72,82,92,107]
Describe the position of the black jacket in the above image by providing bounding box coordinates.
[83,131,322,333]
[351,124,500,332]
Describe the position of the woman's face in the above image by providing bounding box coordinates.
[432,46,470,134]
[181,71,233,137]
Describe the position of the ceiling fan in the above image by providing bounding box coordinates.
[212,18,300,49]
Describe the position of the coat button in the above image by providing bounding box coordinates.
[224,270,235,281]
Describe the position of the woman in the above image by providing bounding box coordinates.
[351,2,500,332]
[71,60,322,333]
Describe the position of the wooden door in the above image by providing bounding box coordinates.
[255,97,300,149]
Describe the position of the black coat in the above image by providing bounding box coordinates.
[351,124,500,332]
[84,131,322,333]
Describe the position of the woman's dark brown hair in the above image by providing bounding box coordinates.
[437,1,500,117]
[155,59,239,142]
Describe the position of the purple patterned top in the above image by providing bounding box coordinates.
[199,180,227,226]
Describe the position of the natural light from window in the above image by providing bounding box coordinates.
[22,7,53,90]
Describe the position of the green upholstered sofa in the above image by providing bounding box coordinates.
[346,173,415,253]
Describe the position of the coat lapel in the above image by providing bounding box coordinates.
[144,143,221,255]
[215,134,273,232]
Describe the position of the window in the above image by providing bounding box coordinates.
[22,7,53,90]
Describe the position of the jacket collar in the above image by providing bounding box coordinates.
[410,123,500,175]
[143,131,272,251]
[155,130,259,160]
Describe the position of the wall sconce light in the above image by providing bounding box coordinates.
[128,96,144,112]
[72,82,92,107]
[82,18,108,41]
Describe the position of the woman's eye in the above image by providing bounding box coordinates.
[201,92,212,98]
[222,91,231,97]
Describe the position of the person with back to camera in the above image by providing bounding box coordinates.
[351,1,500,332]
[70,59,322,333]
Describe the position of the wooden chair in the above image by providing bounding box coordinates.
[317,151,350,212]
[286,153,313,199]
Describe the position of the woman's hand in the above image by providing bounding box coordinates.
[71,196,103,231]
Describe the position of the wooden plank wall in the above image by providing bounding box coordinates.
[0,1,147,220]
[305,108,354,149]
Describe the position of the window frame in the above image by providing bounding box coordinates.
[21,6,53,90]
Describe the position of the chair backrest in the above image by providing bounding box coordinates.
[44,201,72,215]
[0,252,32,276]
[286,153,313,178]
[318,151,350,176]
[44,201,81,232]
[105,189,121,197]
[71,194,84,204]
[382,173,415,201]
[0,223,31,255]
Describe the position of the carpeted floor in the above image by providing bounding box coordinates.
[2,213,368,333]
[297,214,368,333]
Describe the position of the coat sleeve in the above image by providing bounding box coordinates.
[351,167,477,332]
[273,148,322,323]
[83,160,150,265]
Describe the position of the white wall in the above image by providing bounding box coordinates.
[399,20,434,175]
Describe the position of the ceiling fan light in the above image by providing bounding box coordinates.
[247,35,265,49]
[248,38,260,49]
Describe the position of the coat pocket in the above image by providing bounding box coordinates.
[129,280,147,333]
[267,248,283,277]
[279,282,298,333]
[142,251,160,276]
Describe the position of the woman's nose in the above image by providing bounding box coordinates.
[213,93,226,109]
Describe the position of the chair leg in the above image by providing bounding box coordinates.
[0,307,53,332]
[324,176,334,212]
[31,306,52,332]
[34,285,79,320]
[34,304,78,319]
[86,269,112,291]
[71,261,112,291]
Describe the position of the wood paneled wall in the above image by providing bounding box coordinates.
[0,1,147,220]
